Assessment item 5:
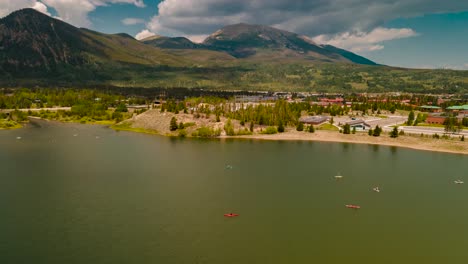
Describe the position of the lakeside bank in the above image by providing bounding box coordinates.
[112,109,468,155]
[4,110,467,155]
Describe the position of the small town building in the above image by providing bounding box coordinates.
[446,105,468,115]
[345,119,371,130]
[299,116,329,125]
[419,105,442,113]
[426,114,446,125]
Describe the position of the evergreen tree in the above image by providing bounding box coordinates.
[309,125,315,133]
[373,125,382,137]
[390,126,399,138]
[296,122,304,131]
[462,135,465,142]
[278,121,285,133]
[368,129,373,136]
[249,122,254,132]
[178,122,184,129]
[170,117,178,131]
[352,126,356,134]
[343,124,351,134]
[407,111,415,125]
[444,117,457,133]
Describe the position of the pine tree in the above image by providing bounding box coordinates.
[296,122,304,131]
[368,129,373,136]
[343,124,351,134]
[170,117,178,131]
[407,111,415,125]
[309,125,315,133]
[249,122,254,132]
[373,125,382,137]
[278,121,285,133]
[462,135,465,142]
[390,126,399,138]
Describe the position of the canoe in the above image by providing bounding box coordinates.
[224,213,239,217]
[345,205,361,209]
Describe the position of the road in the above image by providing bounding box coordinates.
[0,107,71,113]
[396,126,468,136]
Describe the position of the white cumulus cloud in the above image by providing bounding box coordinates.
[135,29,155,40]
[0,0,37,17]
[32,1,51,16]
[313,27,418,52]
[122,18,145,25]
[1,0,146,27]
[138,0,468,47]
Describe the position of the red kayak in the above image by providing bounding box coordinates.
[345,205,361,209]
[224,213,239,217]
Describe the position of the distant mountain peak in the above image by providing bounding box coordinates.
[140,35,164,42]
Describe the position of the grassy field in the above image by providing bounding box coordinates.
[0,120,22,129]
[317,123,340,131]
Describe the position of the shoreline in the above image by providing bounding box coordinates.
[7,116,468,155]
[231,131,468,155]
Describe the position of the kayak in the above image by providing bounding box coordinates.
[345,205,361,209]
[224,213,239,217]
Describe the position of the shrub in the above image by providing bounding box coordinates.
[192,126,221,138]
[183,122,196,128]
[115,103,128,113]
[236,128,253,136]
[262,126,278,134]
[178,129,187,138]
[224,119,235,136]
[309,125,315,133]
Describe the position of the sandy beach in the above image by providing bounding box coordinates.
[232,130,468,155]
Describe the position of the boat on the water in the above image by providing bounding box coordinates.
[345,205,361,209]
[224,213,239,217]
[454,180,464,184]
[334,172,343,179]
[373,187,380,192]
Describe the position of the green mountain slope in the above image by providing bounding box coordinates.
[141,35,202,49]
[1,9,467,93]
[201,23,376,65]
[0,8,189,72]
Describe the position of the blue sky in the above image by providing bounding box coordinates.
[2,0,468,69]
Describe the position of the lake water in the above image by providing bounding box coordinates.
[1,120,468,264]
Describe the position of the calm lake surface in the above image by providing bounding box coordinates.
[1,120,468,264]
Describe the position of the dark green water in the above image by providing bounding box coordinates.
[1,120,468,264]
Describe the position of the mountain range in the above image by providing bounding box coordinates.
[142,23,377,65]
[0,8,376,73]
[1,8,467,94]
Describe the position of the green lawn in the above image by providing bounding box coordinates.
[318,123,340,131]
[0,120,22,129]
